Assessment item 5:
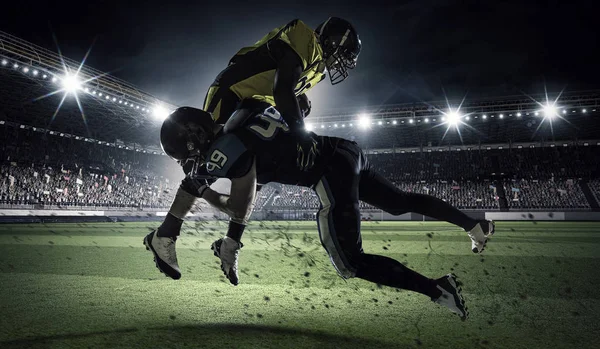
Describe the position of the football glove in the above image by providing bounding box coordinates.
[297,93,311,118]
[296,132,320,172]
[181,174,217,198]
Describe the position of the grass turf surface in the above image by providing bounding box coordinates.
[1,221,599,348]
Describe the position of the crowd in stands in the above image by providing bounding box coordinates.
[2,125,599,211]
[254,185,276,210]
[268,180,498,211]
[587,180,600,205]
[0,163,179,208]
[504,179,590,210]
[1,127,181,208]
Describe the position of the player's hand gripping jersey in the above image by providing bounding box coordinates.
[194,103,341,187]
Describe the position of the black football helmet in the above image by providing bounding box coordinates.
[315,17,361,85]
[160,107,216,162]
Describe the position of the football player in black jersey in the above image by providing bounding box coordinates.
[145,101,495,320]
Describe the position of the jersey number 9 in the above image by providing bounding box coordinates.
[206,150,228,172]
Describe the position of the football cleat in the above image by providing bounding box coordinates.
[143,230,181,280]
[211,237,243,286]
[432,273,468,321]
[467,220,495,253]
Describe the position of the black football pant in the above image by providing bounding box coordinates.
[313,140,478,296]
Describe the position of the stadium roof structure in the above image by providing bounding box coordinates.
[2,30,600,152]
[0,30,176,153]
[310,90,600,123]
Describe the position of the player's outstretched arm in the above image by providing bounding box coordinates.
[271,40,305,133]
[201,188,235,217]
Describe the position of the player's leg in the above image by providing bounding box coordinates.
[143,177,201,280]
[314,144,467,319]
[203,84,240,125]
[152,85,234,242]
[358,166,494,253]
[144,86,241,279]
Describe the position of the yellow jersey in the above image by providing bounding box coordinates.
[203,19,326,123]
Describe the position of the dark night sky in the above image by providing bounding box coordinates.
[2,0,598,111]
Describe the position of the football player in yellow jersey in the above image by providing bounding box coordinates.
[144,17,362,280]
[203,17,361,127]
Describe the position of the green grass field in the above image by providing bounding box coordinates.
[1,220,600,349]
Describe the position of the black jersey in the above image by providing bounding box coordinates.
[196,105,340,187]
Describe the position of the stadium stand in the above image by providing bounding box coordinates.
[2,36,600,215]
[1,127,181,209]
[4,121,597,212]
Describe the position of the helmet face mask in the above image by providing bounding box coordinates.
[316,17,361,85]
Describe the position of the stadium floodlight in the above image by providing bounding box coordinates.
[517,112,522,117]
[424,118,429,123]
[33,70,38,76]
[334,123,338,127]
[98,92,103,97]
[112,97,116,102]
[23,67,29,73]
[341,124,346,127]
[499,114,504,119]
[305,122,313,131]
[153,105,170,120]
[61,73,81,94]
[321,124,325,128]
[446,110,461,125]
[583,109,587,113]
[13,63,18,69]
[105,95,110,100]
[42,74,47,79]
[1,59,7,65]
[349,123,353,127]
[465,116,470,121]
[51,76,57,82]
[377,120,383,125]
[409,119,414,123]
[357,114,371,129]
[562,109,567,114]
[392,120,397,125]
[482,114,487,119]
[543,104,558,119]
